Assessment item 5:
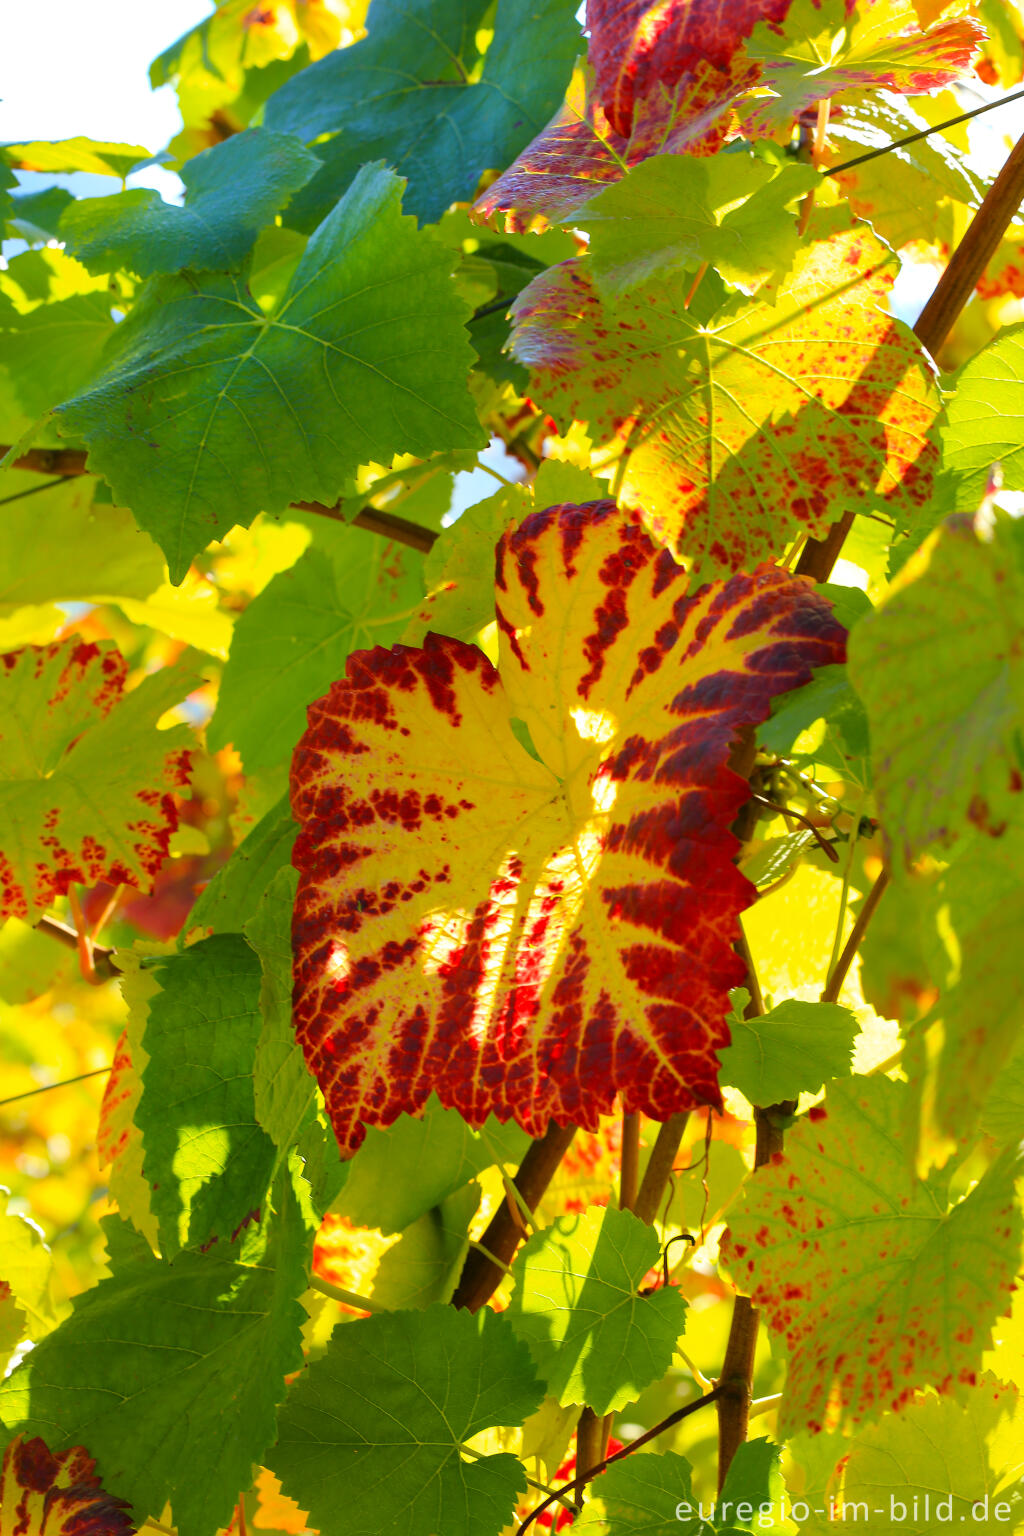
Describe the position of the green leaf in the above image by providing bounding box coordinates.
[246,866,319,1161]
[718,999,858,1105]
[137,934,276,1255]
[511,212,939,576]
[981,1027,1024,1146]
[370,1183,479,1308]
[336,1097,530,1234]
[404,485,528,645]
[0,1186,309,1536]
[210,527,425,773]
[507,1205,688,1415]
[942,324,1024,504]
[848,509,1024,865]
[269,1306,544,1536]
[0,475,164,616]
[7,187,75,245]
[723,1077,1023,1435]
[4,138,153,179]
[1,290,115,418]
[577,1451,699,1533]
[793,1376,1024,1533]
[0,639,195,921]
[573,151,819,298]
[758,662,870,767]
[183,793,296,945]
[263,0,580,227]
[718,1439,784,1524]
[56,163,484,582]
[60,129,321,278]
[0,1186,60,1337]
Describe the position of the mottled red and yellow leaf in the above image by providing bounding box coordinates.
[511,214,939,575]
[722,1078,1022,1435]
[0,1434,135,1536]
[291,502,845,1155]
[0,640,195,920]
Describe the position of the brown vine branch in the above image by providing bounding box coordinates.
[821,865,890,1004]
[35,914,119,980]
[797,124,1024,585]
[451,1120,577,1312]
[633,1111,689,1225]
[518,1385,725,1535]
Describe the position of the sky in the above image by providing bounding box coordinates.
[2,0,211,152]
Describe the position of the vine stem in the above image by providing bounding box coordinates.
[822,866,890,1004]
[307,1273,390,1314]
[633,1111,689,1225]
[518,1386,725,1535]
[797,124,1024,584]
[35,914,119,979]
[451,1121,577,1312]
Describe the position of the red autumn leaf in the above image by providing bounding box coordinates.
[510,214,939,575]
[586,0,792,137]
[474,60,752,235]
[0,1435,135,1536]
[290,502,845,1156]
[0,639,195,920]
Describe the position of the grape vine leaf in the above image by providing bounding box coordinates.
[940,324,1024,504]
[246,865,319,1160]
[507,1205,689,1415]
[572,150,820,299]
[794,1377,1024,1533]
[718,998,858,1105]
[578,1439,780,1532]
[3,138,153,179]
[369,1182,479,1308]
[209,528,425,773]
[262,0,580,228]
[585,0,790,137]
[403,484,529,646]
[982,1027,1024,1146]
[56,163,484,583]
[0,1187,60,1338]
[1,291,116,419]
[0,639,195,921]
[511,213,939,576]
[0,1435,136,1536]
[135,934,277,1255]
[7,187,74,245]
[336,1098,529,1234]
[59,129,321,278]
[290,501,845,1153]
[269,1307,544,1536]
[848,509,1024,865]
[0,1181,309,1536]
[741,0,985,132]
[722,1077,1023,1435]
[97,1025,160,1252]
[183,792,296,945]
[473,58,753,234]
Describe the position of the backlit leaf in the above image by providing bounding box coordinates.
[742,0,985,132]
[0,1186,309,1536]
[56,164,483,582]
[135,934,276,1255]
[291,500,845,1154]
[262,0,580,227]
[247,866,318,1160]
[1,292,116,419]
[0,639,195,921]
[60,129,320,278]
[0,1188,58,1337]
[183,793,296,945]
[269,1307,544,1536]
[474,59,752,234]
[210,529,425,773]
[794,1377,1024,1533]
[4,139,153,179]
[718,998,858,1105]
[511,215,938,575]
[507,1205,689,1414]
[573,151,820,298]
[578,1438,781,1532]
[722,1077,1022,1435]
[0,1435,135,1536]
[585,0,790,136]
[848,509,1024,865]
[941,324,1024,504]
